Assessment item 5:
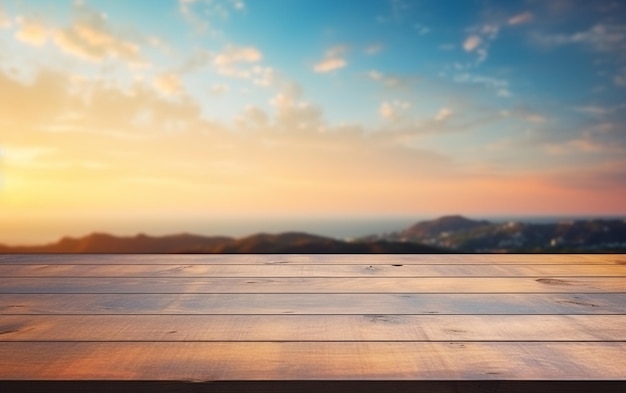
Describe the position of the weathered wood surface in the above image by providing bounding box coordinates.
[2,315,625,341]
[2,293,624,314]
[2,276,623,293]
[1,342,625,380]
[2,263,624,277]
[0,254,624,387]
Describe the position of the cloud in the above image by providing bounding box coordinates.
[367,69,411,89]
[463,35,482,52]
[15,17,49,46]
[236,105,268,128]
[390,0,410,21]
[314,58,346,73]
[178,0,208,33]
[0,7,11,28]
[179,49,213,73]
[534,23,626,53]
[0,69,68,127]
[533,23,626,89]
[269,84,324,131]
[508,12,534,26]
[50,3,145,66]
[210,83,229,95]
[439,43,455,51]
[454,73,511,97]
[313,46,347,73]
[211,46,264,80]
[251,65,275,86]
[2,145,57,167]
[214,46,262,66]
[575,105,609,116]
[434,107,452,121]
[153,73,183,96]
[614,68,626,87]
[178,0,246,34]
[461,24,500,65]
[379,100,410,120]
[231,0,246,11]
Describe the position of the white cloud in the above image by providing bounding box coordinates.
[379,102,394,119]
[367,69,407,88]
[454,73,511,97]
[534,23,626,53]
[50,3,146,67]
[213,46,263,79]
[178,0,208,33]
[231,0,246,11]
[434,107,452,121]
[236,105,268,128]
[463,35,482,52]
[314,58,346,73]
[508,12,534,26]
[481,24,500,39]
[379,100,410,120]
[214,46,262,66]
[368,70,383,81]
[15,17,49,46]
[461,24,500,66]
[251,65,275,86]
[0,7,12,28]
[178,0,246,34]
[268,84,324,131]
[326,45,347,57]
[154,73,183,96]
[210,83,229,95]
[314,46,348,73]
[3,145,57,166]
[575,105,609,116]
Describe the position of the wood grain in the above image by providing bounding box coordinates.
[1,293,624,314]
[1,314,624,341]
[0,342,625,380]
[1,276,623,293]
[0,254,624,385]
[2,263,624,277]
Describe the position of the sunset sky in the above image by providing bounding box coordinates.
[1,0,625,243]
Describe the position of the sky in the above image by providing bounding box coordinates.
[1,0,625,243]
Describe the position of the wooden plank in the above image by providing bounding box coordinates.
[0,342,625,380]
[1,276,623,294]
[2,381,624,393]
[0,254,614,265]
[1,315,625,342]
[2,263,624,277]
[1,293,624,314]
[2,381,625,393]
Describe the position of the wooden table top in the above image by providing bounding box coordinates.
[1,254,625,392]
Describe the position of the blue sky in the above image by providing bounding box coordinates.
[0,0,625,243]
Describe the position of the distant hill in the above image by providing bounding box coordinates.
[361,215,626,252]
[0,232,445,254]
[402,215,491,238]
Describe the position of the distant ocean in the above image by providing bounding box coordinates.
[2,214,625,246]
